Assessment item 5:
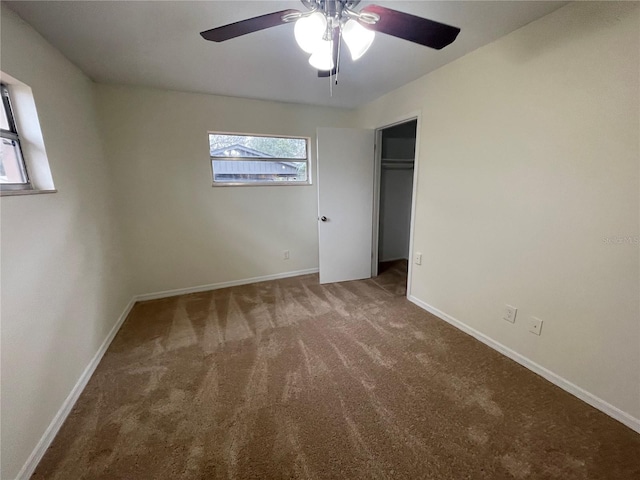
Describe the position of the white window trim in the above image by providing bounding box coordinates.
[209,131,312,187]
[0,72,56,196]
[1,83,31,191]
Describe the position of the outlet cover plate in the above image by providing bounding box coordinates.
[503,304,517,323]
[529,317,543,335]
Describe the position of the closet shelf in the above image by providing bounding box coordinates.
[381,158,414,170]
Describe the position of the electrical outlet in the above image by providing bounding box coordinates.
[415,253,422,265]
[283,250,290,260]
[503,304,517,323]
[529,317,543,336]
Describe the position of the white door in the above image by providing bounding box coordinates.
[316,127,375,284]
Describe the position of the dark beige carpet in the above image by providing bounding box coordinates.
[376,260,408,297]
[33,265,639,479]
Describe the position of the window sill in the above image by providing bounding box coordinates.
[211,182,312,187]
[0,188,57,197]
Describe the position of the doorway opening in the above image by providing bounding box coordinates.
[372,119,418,296]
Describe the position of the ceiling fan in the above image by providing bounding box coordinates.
[200,0,460,79]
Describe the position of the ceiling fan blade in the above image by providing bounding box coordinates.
[200,9,299,42]
[360,5,460,50]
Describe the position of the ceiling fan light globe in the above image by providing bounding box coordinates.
[342,19,374,61]
[308,39,334,71]
[294,12,327,54]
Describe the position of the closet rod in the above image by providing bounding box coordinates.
[382,162,414,170]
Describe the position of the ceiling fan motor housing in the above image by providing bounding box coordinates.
[200,0,461,78]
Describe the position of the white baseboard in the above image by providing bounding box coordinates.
[15,298,137,480]
[14,267,319,479]
[408,295,640,434]
[20,274,635,480]
[135,268,320,302]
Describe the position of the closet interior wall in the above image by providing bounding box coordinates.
[378,121,417,263]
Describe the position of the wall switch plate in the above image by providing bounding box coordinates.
[283,250,290,260]
[503,304,517,323]
[415,253,422,265]
[529,317,543,335]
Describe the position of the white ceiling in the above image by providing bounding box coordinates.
[5,1,568,108]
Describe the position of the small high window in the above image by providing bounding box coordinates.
[0,84,30,190]
[209,132,310,186]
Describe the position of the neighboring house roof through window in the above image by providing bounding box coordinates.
[209,144,275,158]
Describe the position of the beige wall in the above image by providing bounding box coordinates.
[0,6,132,479]
[1,10,354,476]
[356,1,640,420]
[95,85,354,296]
[2,1,639,478]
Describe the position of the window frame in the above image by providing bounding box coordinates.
[0,83,31,191]
[209,131,311,187]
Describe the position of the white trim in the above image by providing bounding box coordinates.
[405,115,421,298]
[375,110,422,132]
[15,267,320,479]
[370,111,421,291]
[407,295,640,434]
[15,275,637,480]
[135,268,319,302]
[0,71,55,191]
[371,128,383,277]
[15,298,137,480]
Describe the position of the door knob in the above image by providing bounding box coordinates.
[320,216,327,222]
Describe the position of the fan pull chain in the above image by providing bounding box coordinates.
[329,46,333,97]
[335,28,342,86]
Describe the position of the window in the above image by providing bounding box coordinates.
[0,72,55,195]
[209,132,310,185]
[0,84,30,190]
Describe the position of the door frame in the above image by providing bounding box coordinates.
[371,111,422,298]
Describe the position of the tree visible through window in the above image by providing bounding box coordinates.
[209,133,309,185]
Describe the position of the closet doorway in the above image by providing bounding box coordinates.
[372,119,418,296]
